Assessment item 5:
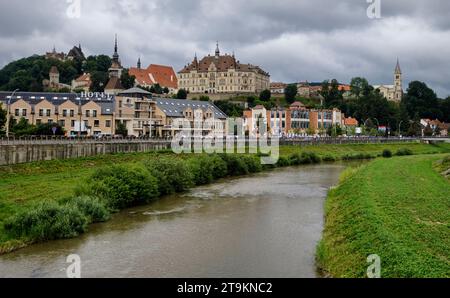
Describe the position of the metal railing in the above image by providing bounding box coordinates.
[0,135,173,145]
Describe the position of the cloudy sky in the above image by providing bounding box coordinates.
[0,0,449,97]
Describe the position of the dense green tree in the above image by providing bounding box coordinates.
[284,84,298,104]
[120,69,136,90]
[350,77,370,99]
[440,97,450,122]
[321,79,343,108]
[90,71,109,92]
[327,124,343,137]
[163,87,170,94]
[402,81,441,120]
[214,100,244,117]
[34,123,65,136]
[199,96,210,102]
[115,122,128,136]
[176,89,188,99]
[246,96,257,107]
[84,55,112,73]
[150,83,163,94]
[259,89,271,102]
[10,117,37,136]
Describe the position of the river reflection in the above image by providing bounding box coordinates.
[0,163,350,278]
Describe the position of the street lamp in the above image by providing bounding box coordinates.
[5,89,19,138]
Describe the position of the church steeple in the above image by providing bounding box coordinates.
[395,58,401,74]
[137,57,141,69]
[394,58,403,102]
[215,41,220,58]
[113,34,119,62]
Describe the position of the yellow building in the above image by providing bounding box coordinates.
[0,92,115,136]
[178,43,270,96]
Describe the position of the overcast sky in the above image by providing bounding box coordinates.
[0,0,449,97]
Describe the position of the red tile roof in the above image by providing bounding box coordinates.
[129,64,178,89]
[344,117,359,126]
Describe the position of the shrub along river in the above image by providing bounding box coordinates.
[0,163,353,278]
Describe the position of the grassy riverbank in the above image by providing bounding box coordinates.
[1,142,449,253]
[317,154,450,278]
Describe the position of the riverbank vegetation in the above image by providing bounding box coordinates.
[317,154,450,278]
[1,142,449,254]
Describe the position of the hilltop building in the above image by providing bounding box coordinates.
[71,73,92,92]
[45,44,86,62]
[270,82,287,94]
[42,66,71,91]
[373,59,403,102]
[178,42,270,96]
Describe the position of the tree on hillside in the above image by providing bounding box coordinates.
[284,84,298,104]
[120,69,136,90]
[90,71,109,92]
[402,81,441,120]
[84,55,112,73]
[214,100,244,117]
[259,89,271,102]
[321,79,343,108]
[176,89,188,99]
[440,96,450,123]
[350,77,370,99]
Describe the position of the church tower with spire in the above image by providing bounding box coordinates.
[108,34,123,78]
[394,59,403,101]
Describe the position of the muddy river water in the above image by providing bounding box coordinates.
[0,163,349,278]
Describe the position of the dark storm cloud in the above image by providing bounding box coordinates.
[0,0,449,97]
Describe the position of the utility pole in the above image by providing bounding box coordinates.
[5,89,19,138]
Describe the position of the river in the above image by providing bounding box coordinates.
[0,163,348,278]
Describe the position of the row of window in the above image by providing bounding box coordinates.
[291,111,310,119]
[291,121,310,129]
[179,78,253,87]
[33,119,112,128]
[318,112,333,120]
[179,72,256,79]
[14,109,100,118]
